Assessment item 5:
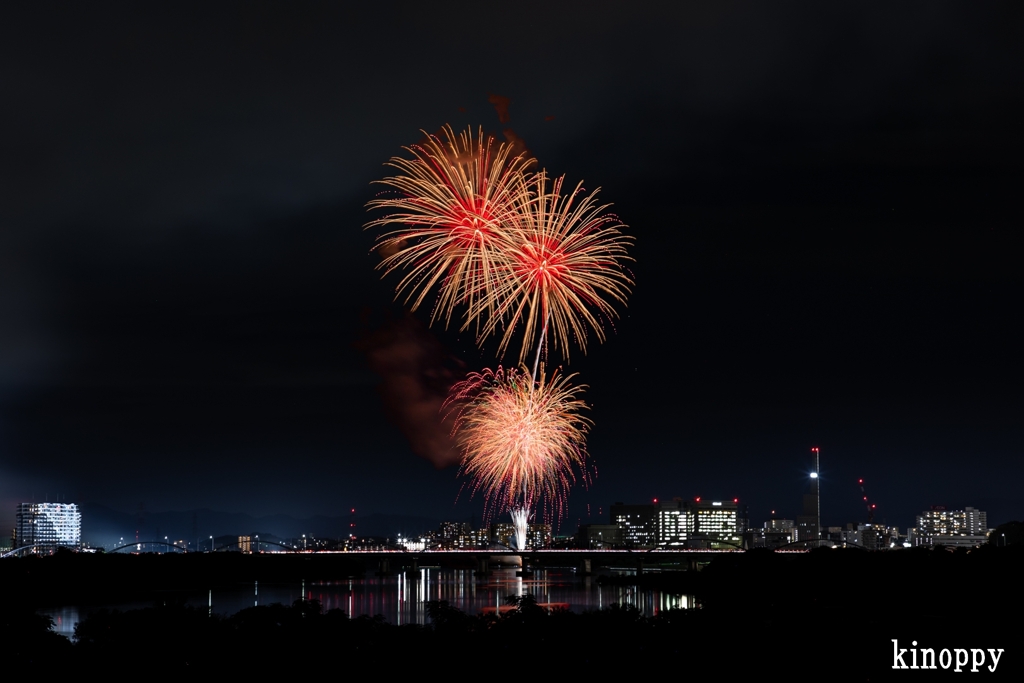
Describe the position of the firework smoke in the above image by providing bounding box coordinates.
[355,311,464,468]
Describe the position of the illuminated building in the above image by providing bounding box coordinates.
[490,522,516,549]
[238,536,252,553]
[843,523,900,550]
[689,499,741,548]
[481,522,548,549]
[527,523,551,549]
[611,499,740,548]
[656,498,691,547]
[765,518,795,533]
[917,506,987,536]
[437,521,473,548]
[454,527,490,549]
[747,518,795,549]
[913,506,990,548]
[14,502,81,551]
[610,502,657,548]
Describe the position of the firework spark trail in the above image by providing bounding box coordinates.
[365,125,535,334]
[510,507,529,551]
[473,171,634,366]
[446,366,592,528]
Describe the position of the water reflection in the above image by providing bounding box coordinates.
[41,568,694,638]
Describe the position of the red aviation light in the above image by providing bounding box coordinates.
[695,497,701,502]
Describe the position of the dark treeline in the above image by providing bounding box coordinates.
[4,546,1023,676]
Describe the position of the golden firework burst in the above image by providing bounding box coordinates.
[446,366,591,524]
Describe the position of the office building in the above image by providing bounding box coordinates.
[609,498,741,549]
[610,502,657,548]
[14,502,81,551]
[656,498,691,547]
[689,499,741,548]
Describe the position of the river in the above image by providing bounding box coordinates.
[40,567,695,639]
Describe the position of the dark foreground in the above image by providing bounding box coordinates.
[3,546,1023,678]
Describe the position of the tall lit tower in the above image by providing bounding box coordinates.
[796,447,821,543]
[812,446,820,533]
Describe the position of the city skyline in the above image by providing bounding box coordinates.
[3,487,1002,554]
[2,4,1022,534]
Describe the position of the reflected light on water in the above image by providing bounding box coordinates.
[40,568,695,637]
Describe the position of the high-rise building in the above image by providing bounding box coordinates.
[689,499,741,548]
[655,498,691,547]
[453,527,490,549]
[526,523,551,549]
[14,502,81,551]
[964,507,988,535]
[439,521,470,544]
[914,506,990,548]
[611,498,741,549]
[490,522,516,549]
[795,449,821,543]
[610,502,657,548]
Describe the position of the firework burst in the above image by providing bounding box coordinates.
[475,171,634,365]
[366,123,634,545]
[446,366,592,526]
[365,124,535,332]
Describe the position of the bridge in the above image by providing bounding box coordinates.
[235,547,808,575]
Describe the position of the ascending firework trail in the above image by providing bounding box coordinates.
[365,125,633,550]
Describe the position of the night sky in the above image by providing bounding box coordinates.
[2,2,1022,535]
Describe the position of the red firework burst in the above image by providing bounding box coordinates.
[364,124,535,332]
[474,171,634,364]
